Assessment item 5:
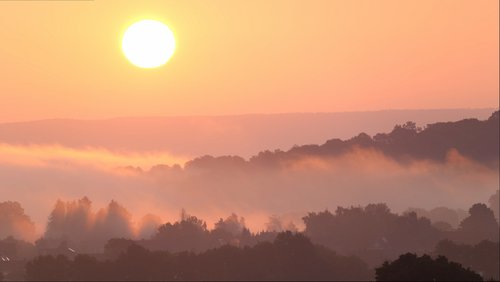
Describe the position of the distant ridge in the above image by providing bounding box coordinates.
[0,108,495,158]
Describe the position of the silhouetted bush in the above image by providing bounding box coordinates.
[375,253,483,281]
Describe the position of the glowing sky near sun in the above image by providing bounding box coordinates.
[0,0,497,122]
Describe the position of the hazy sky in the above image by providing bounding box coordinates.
[0,0,498,122]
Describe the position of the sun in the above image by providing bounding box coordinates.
[122,20,176,69]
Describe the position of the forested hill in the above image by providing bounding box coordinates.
[0,109,494,158]
[185,111,499,169]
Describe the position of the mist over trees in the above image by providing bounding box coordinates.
[141,111,500,175]
[1,194,498,281]
[29,195,498,261]
[0,202,36,242]
[0,112,498,280]
[124,112,499,228]
[1,113,498,236]
[243,110,500,169]
[404,207,468,229]
[0,194,498,281]
[37,197,135,254]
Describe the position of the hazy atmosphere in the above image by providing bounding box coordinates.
[0,1,498,281]
[1,111,498,237]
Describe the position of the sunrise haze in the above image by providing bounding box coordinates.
[0,0,497,122]
[0,1,498,281]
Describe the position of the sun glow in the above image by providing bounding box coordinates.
[122,20,176,68]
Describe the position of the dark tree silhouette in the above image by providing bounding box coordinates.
[405,206,466,228]
[25,255,71,281]
[25,232,372,281]
[302,203,443,266]
[456,203,499,244]
[71,255,101,281]
[0,236,36,260]
[147,214,211,253]
[435,239,499,280]
[375,253,483,281]
[103,238,136,260]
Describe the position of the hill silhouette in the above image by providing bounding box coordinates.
[184,110,499,169]
[0,109,494,158]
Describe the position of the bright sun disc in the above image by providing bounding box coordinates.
[122,20,176,68]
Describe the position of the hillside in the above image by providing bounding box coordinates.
[0,109,494,158]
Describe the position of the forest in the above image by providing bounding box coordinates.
[1,112,498,281]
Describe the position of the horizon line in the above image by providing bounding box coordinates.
[0,107,497,125]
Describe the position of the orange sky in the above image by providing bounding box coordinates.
[0,0,498,122]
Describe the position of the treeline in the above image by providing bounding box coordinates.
[1,196,498,280]
[2,196,498,261]
[174,110,499,172]
[303,203,499,267]
[21,234,497,281]
[253,110,500,166]
[435,239,499,280]
[23,232,496,281]
[31,199,286,255]
[3,234,496,281]
[25,232,373,281]
[109,111,500,177]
